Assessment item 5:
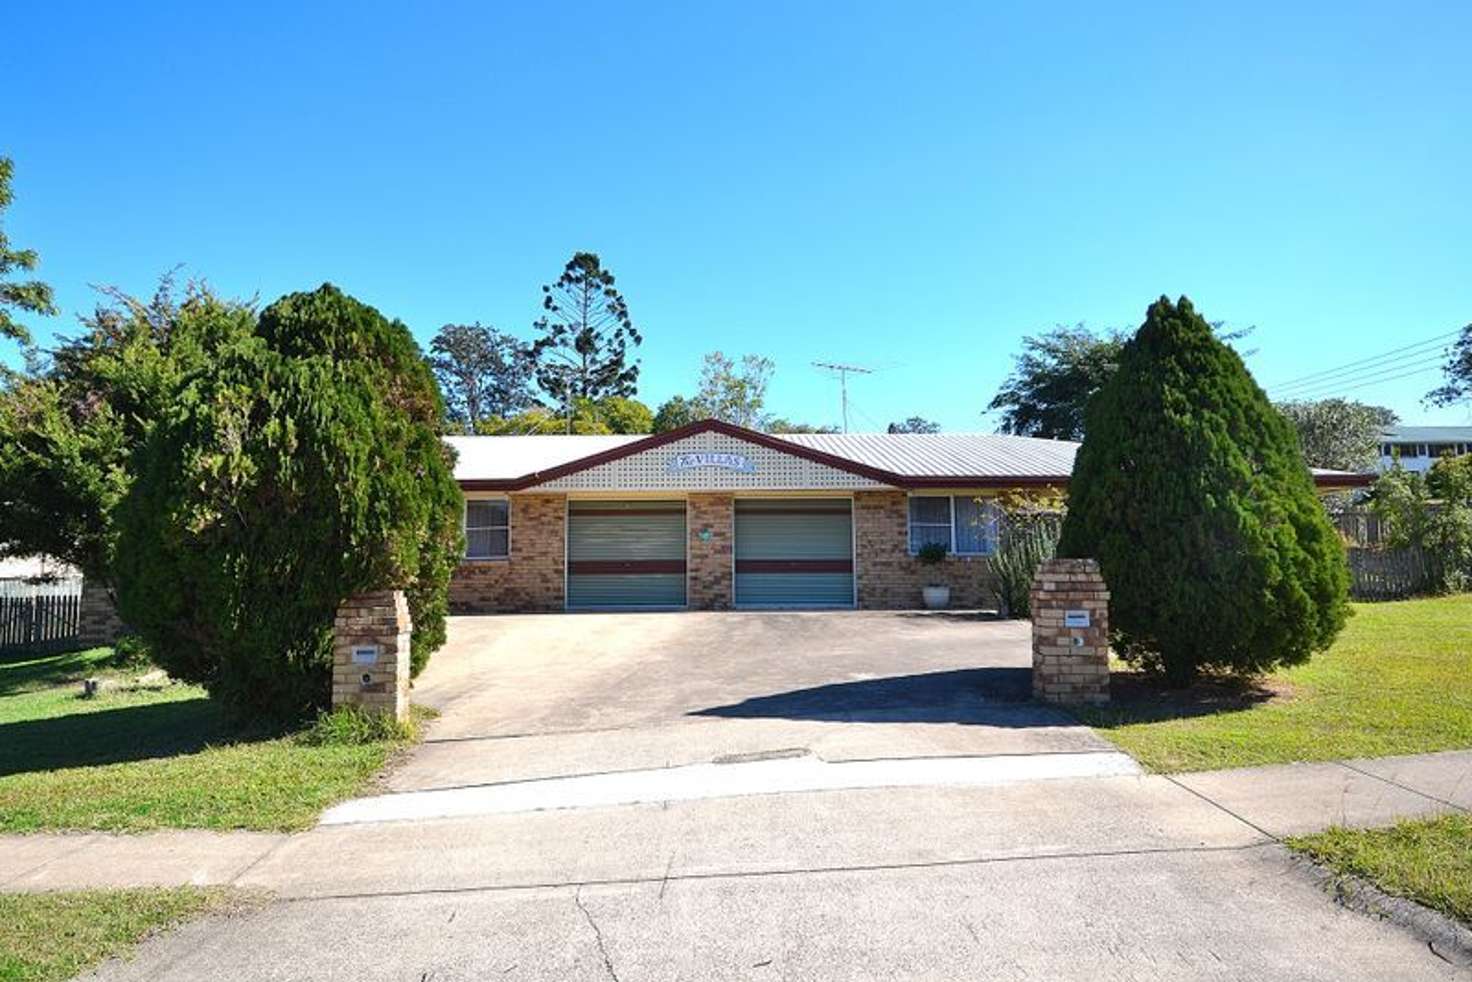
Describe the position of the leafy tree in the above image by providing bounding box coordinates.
[653,395,700,432]
[114,285,461,720]
[888,416,940,434]
[1426,324,1472,407]
[0,279,253,582]
[1059,296,1348,686]
[594,395,653,434]
[991,321,1256,440]
[479,396,651,435]
[1370,456,1472,592]
[1275,398,1397,472]
[0,157,57,348]
[530,252,642,427]
[428,322,532,432]
[692,351,774,428]
[766,418,839,434]
[989,325,1125,440]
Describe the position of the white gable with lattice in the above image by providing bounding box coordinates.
[531,430,892,492]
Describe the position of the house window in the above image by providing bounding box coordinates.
[465,499,509,559]
[952,496,999,555]
[908,496,953,552]
[907,496,999,556]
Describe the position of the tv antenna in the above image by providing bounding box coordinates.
[812,362,875,433]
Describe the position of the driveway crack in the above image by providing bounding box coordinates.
[575,886,621,982]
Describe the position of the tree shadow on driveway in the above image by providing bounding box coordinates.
[688,668,1078,727]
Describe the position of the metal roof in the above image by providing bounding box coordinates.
[446,434,641,482]
[446,422,1370,489]
[1381,426,1472,443]
[447,428,1078,483]
[775,432,1077,479]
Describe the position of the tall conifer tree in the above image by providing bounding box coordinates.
[1060,296,1349,685]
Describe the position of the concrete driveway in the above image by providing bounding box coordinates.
[71,615,1471,979]
[391,611,1117,793]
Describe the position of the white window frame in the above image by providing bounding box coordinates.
[907,494,955,554]
[907,494,998,557]
[464,496,510,561]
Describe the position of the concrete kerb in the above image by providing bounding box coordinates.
[1287,851,1472,969]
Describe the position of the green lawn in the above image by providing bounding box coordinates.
[0,887,244,982]
[1289,814,1472,927]
[1077,594,1472,772]
[0,647,418,833]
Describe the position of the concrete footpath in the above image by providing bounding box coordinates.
[3,749,1470,981]
[2,749,1469,894]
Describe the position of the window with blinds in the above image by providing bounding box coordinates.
[465,499,510,559]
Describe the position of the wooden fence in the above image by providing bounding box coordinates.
[1345,547,1432,601]
[1329,509,1387,548]
[0,578,83,653]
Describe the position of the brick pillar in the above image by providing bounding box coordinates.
[1030,558,1110,705]
[332,590,411,721]
[78,579,126,646]
[687,493,734,610]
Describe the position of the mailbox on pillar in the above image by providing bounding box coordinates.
[332,592,411,721]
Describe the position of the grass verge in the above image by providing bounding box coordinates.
[1075,594,1472,772]
[0,648,428,833]
[0,887,246,982]
[1288,814,1472,927]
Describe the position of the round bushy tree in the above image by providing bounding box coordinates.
[1058,296,1349,685]
[115,285,461,719]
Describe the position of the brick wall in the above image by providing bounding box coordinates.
[333,590,411,720]
[78,579,126,646]
[448,493,566,613]
[1029,558,1110,705]
[854,490,996,609]
[687,493,733,609]
[448,489,1001,614]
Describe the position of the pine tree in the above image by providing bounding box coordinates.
[1058,296,1349,685]
[530,252,641,427]
[0,157,57,346]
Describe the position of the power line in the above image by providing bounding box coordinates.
[813,362,875,433]
[1283,359,1442,400]
[1266,328,1460,394]
[1276,354,1446,402]
[1272,348,1451,398]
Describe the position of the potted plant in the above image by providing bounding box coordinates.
[917,542,950,609]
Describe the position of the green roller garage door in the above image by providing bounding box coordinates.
[735,498,854,607]
[567,500,687,608]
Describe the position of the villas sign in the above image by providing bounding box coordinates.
[667,451,757,474]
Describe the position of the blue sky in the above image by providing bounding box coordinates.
[5,1,1470,431]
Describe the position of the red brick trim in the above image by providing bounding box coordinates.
[735,559,854,574]
[568,560,687,575]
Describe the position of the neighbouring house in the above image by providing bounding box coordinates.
[1378,425,1472,473]
[446,418,1370,613]
[0,554,77,582]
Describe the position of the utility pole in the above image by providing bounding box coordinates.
[812,362,874,433]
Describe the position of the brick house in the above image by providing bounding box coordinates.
[447,418,1368,613]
